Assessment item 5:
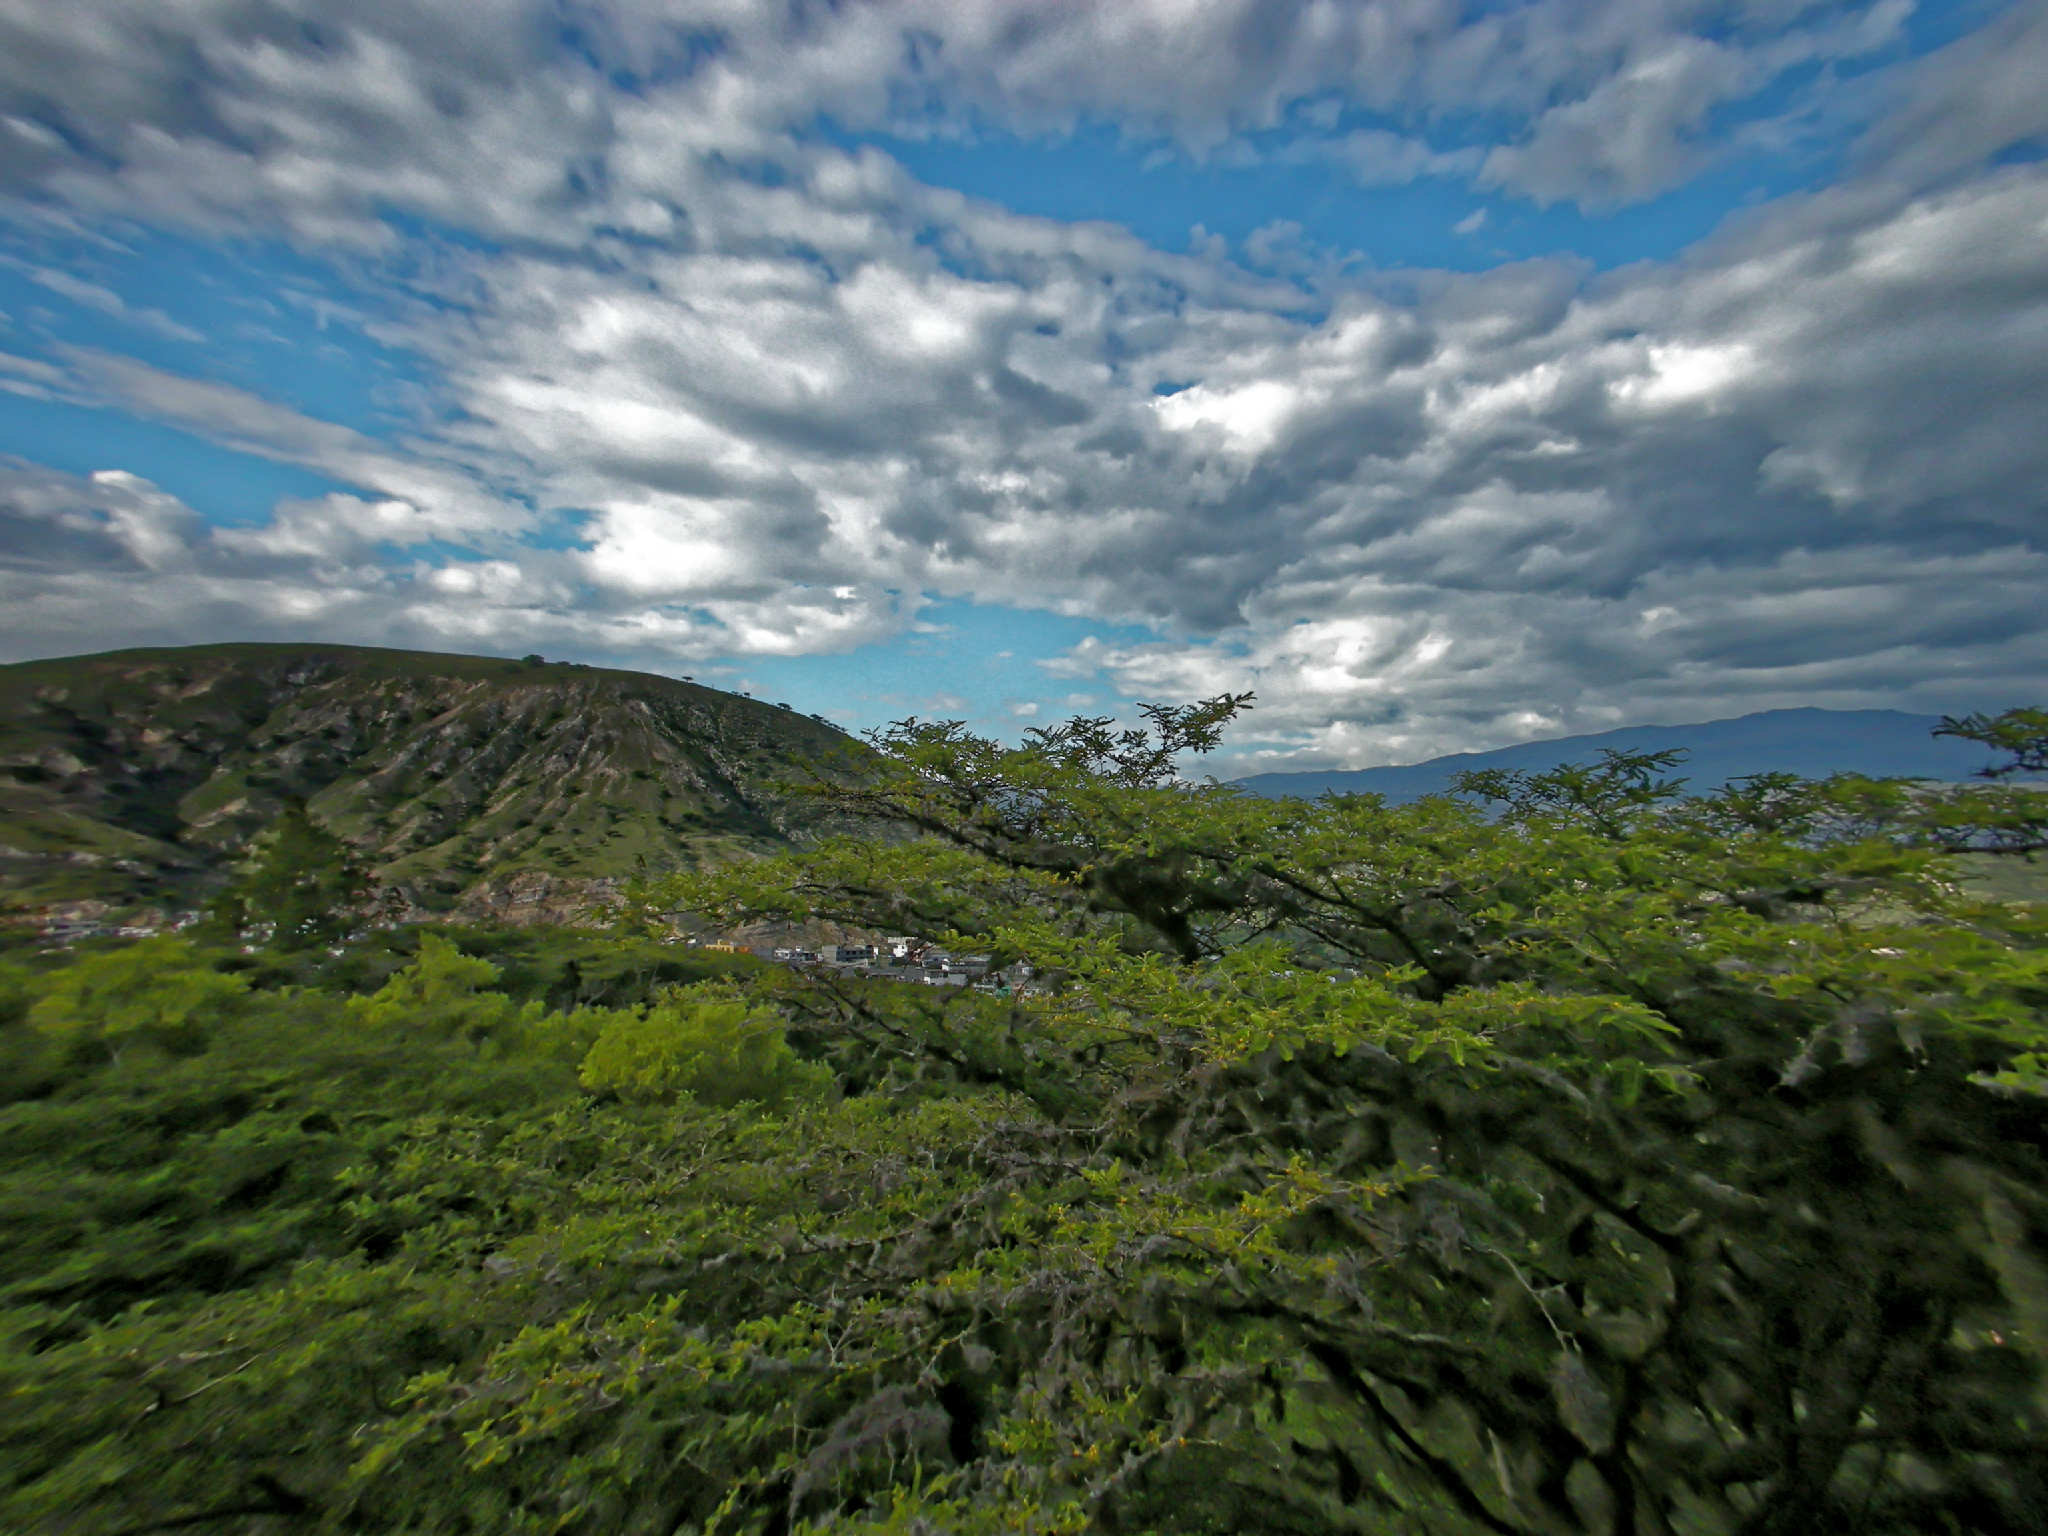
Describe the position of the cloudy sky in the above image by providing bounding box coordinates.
[0,0,2043,773]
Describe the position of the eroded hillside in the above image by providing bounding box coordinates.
[0,644,873,917]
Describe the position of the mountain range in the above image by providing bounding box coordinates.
[1232,707,2012,802]
[0,644,871,921]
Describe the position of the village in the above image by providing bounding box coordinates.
[4,902,1041,998]
[691,933,1038,996]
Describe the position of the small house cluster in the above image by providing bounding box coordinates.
[687,931,1037,994]
[10,905,204,948]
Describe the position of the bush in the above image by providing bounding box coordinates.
[27,937,247,1064]
[345,933,539,1046]
[578,990,830,1107]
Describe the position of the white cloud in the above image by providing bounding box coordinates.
[0,0,2042,763]
[1151,379,1300,456]
[1278,128,1484,187]
[0,0,1949,246]
[54,348,517,544]
[14,263,206,342]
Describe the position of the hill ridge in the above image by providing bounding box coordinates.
[0,643,869,918]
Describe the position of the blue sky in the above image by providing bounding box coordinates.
[0,0,2043,773]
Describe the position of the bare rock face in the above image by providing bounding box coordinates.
[0,643,886,919]
[454,871,626,928]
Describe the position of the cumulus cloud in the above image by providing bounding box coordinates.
[0,0,1938,240]
[363,148,2045,759]
[0,0,2042,765]
[1039,166,2048,766]
[0,457,906,671]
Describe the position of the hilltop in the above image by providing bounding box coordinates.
[0,643,873,920]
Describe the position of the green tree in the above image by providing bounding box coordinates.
[8,708,2046,1536]
[26,936,247,1063]
[1936,704,2048,778]
[213,801,371,948]
[579,698,2048,1535]
[346,931,539,1045]
[578,987,831,1107]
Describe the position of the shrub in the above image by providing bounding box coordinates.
[27,938,247,1063]
[578,991,829,1107]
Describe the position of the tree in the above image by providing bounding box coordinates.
[346,931,539,1045]
[20,705,2040,1536]
[568,697,2048,1535]
[578,987,832,1107]
[212,801,372,948]
[1935,705,2048,778]
[26,936,247,1064]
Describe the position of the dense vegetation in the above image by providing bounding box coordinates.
[3,701,2044,1534]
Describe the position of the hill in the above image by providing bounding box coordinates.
[0,643,873,920]
[1232,707,2012,803]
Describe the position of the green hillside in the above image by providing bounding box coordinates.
[0,644,874,918]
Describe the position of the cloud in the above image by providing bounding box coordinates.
[1848,1,2048,188]
[0,0,1947,243]
[0,0,2042,765]
[1277,128,1484,188]
[1025,165,2048,767]
[53,347,517,545]
[9,261,207,341]
[1479,35,1750,207]
[1474,0,1913,206]
[1058,537,2048,777]
[0,456,894,671]
[0,348,64,385]
[17,131,2047,756]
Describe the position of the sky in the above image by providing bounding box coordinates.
[0,0,2043,776]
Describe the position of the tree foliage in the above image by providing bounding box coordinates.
[26,935,247,1063]
[345,930,540,1044]
[211,801,373,947]
[636,697,2048,1534]
[3,704,2044,1535]
[578,988,834,1107]
[1936,706,2048,779]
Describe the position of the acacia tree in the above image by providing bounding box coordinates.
[1936,706,2048,779]
[335,701,2048,1536]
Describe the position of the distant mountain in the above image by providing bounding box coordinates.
[1233,708,2013,803]
[0,644,875,919]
